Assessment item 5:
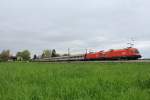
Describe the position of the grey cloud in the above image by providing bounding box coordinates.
[0,0,150,58]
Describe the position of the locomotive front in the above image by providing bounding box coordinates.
[127,48,142,59]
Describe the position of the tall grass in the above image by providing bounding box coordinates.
[0,62,150,100]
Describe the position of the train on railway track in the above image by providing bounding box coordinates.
[34,47,142,62]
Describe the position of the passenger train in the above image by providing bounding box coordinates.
[34,47,142,62]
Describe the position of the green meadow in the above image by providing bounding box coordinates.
[0,62,150,100]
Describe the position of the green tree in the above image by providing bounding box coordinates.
[16,50,31,61]
[33,54,37,60]
[21,50,31,61]
[42,49,51,58]
[0,50,10,61]
[16,52,22,57]
[16,52,23,61]
[51,49,56,57]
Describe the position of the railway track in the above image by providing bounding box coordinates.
[76,60,150,63]
[33,59,150,63]
[92,59,150,63]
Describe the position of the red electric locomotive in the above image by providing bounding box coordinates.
[85,47,141,60]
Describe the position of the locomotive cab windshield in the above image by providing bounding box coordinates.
[131,48,140,54]
[134,49,139,54]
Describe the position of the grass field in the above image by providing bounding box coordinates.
[0,62,150,100]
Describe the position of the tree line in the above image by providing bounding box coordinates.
[0,49,61,62]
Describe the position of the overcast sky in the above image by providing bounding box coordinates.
[0,0,150,58]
